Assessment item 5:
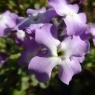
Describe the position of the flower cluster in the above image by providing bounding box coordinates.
[0,0,95,85]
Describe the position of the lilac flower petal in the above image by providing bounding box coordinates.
[18,49,33,66]
[78,13,87,24]
[27,7,46,16]
[80,26,90,40]
[0,11,19,36]
[18,39,40,66]
[61,36,89,57]
[67,4,79,13]
[16,16,25,24]
[1,11,16,28]
[27,23,58,37]
[59,58,81,85]
[28,56,60,82]
[48,0,67,8]
[49,0,79,16]
[73,56,85,63]
[49,0,66,16]
[48,0,67,6]
[41,9,58,23]
[63,13,87,35]
[35,24,60,56]
[51,25,58,38]
[22,39,39,49]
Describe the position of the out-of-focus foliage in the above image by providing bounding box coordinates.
[0,0,47,15]
[0,0,95,95]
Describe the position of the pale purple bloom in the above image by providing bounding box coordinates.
[48,0,87,35]
[80,26,90,41]
[0,11,19,37]
[28,24,89,85]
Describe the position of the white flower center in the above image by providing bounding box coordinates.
[68,11,75,17]
[62,6,76,18]
[57,44,65,60]
[16,30,25,40]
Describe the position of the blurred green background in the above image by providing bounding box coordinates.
[0,0,95,95]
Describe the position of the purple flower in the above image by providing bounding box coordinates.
[0,11,19,37]
[48,0,87,35]
[28,24,89,85]
[79,25,90,41]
